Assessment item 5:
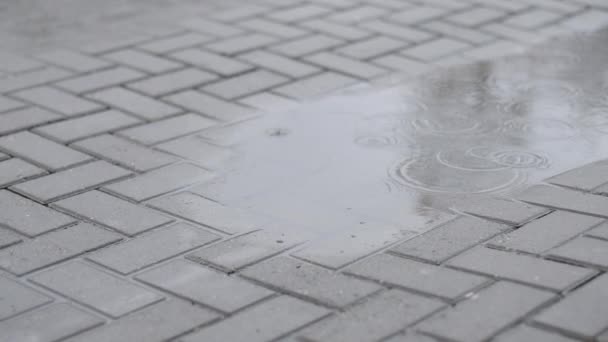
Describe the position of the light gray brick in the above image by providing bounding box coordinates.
[305,52,388,79]
[546,159,608,191]
[118,113,215,145]
[202,70,288,100]
[12,86,104,117]
[417,282,554,342]
[148,192,257,235]
[238,92,298,111]
[0,190,76,236]
[328,5,388,23]
[268,4,331,22]
[372,55,433,75]
[270,34,345,57]
[0,275,51,320]
[0,303,102,342]
[296,290,444,342]
[66,300,218,342]
[0,131,92,171]
[504,9,562,29]
[587,221,608,240]
[180,295,329,342]
[170,48,254,76]
[102,49,182,74]
[36,49,112,72]
[0,95,25,113]
[300,19,371,40]
[454,197,549,226]
[0,228,21,248]
[533,273,608,339]
[34,109,141,143]
[518,184,608,218]
[138,32,214,53]
[88,222,219,274]
[53,190,173,236]
[447,7,506,26]
[72,134,177,172]
[274,72,359,99]
[127,68,218,96]
[0,222,121,275]
[87,87,182,120]
[206,33,278,55]
[181,18,244,37]
[548,236,608,269]
[240,18,308,38]
[12,160,131,203]
[165,90,253,122]
[390,216,508,264]
[137,259,272,312]
[422,20,494,44]
[493,325,579,342]
[482,23,549,44]
[390,6,447,24]
[402,38,470,61]
[361,20,434,42]
[211,4,270,22]
[382,332,437,342]
[345,253,488,300]
[238,50,320,78]
[0,158,46,188]
[463,40,525,60]
[489,211,603,254]
[156,134,232,170]
[56,67,146,94]
[0,52,44,73]
[337,36,407,59]
[560,9,608,32]
[241,256,380,308]
[0,67,72,93]
[0,107,61,135]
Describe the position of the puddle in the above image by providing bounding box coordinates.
[194,29,608,237]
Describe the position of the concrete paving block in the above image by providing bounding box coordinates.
[0,107,61,136]
[0,158,46,188]
[453,197,548,226]
[87,87,181,120]
[518,184,608,218]
[548,236,608,269]
[102,49,183,74]
[0,275,52,320]
[117,113,216,145]
[12,86,104,117]
[170,49,253,76]
[127,68,218,96]
[57,67,145,94]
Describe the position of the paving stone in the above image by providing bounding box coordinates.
[402,38,470,61]
[548,236,608,269]
[533,273,608,339]
[238,92,298,111]
[103,49,183,74]
[488,211,603,254]
[447,7,506,26]
[0,190,76,236]
[181,18,244,37]
[0,158,46,188]
[447,246,595,291]
[518,184,608,218]
[211,4,270,22]
[170,48,254,76]
[390,216,508,264]
[11,86,104,117]
[53,190,173,236]
[137,259,272,313]
[87,87,182,120]
[0,107,61,135]
[328,5,388,23]
[337,36,407,60]
[165,90,253,121]
[117,113,215,145]
[36,49,112,72]
[0,275,52,320]
[12,160,132,203]
[34,109,141,143]
[268,4,332,22]
[504,9,562,29]
[202,70,289,100]
[0,95,25,113]
[127,68,218,96]
[88,222,219,274]
[148,192,257,235]
[187,229,302,272]
[0,228,21,248]
[296,290,444,342]
[240,18,308,38]
[66,299,219,342]
[138,32,214,53]
[206,33,278,55]
[56,67,146,94]
[493,325,579,342]
[372,55,433,75]
[274,72,359,100]
[422,20,494,44]
[0,222,121,275]
[155,134,233,169]
[0,131,92,171]
[454,197,549,226]
[482,23,547,44]
[587,221,608,240]
[463,40,525,60]
[546,159,608,191]
[72,134,178,172]
[300,19,371,40]
[305,52,387,79]
[345,253,488,300]
[0,52,44,73]
[270,34,345,57]
[241,256,380,308]
[31,261,162,317]
[417,281,555,342]
[0,303,102,342]
[0,67,72,93]
[390,6,447,24]
[238,50,320,78]
[560,9,608,32]
[362,20,434,42]
[180,295,329,342]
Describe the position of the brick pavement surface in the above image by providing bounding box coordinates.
[1,0,608,341]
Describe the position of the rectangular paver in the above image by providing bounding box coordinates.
[0,95,25,113]
[36,49,112,72]
[454,197,549,226]
[202,70,289,100]
[0,158,46,188]
[155,134,232,170]
[170,48,253,76]
[238,50,321,78]
[87,87,182,120]
[56,67,146,94]
[0,107,61,135]
[518,184,608,218]
[0,275,51,320]
[305,52,387,79]
[138,32,214,53]
[0,67,72,93]
[127,68,218,96]
[337,36,407,59]
[274,72,359,99]
[548,236,608,269]
[117,113,216,145]
[270,34,345,57]
[546,159,608,191]
[402,38,470,61]
[102,49,183,74]
[206,33,277,55]
[240,18,308,38]
[11,86,104,116]
[165,90,253,121]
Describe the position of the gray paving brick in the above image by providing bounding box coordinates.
[155,134,232,169]
[305,52,388,79]
[548,236,608,269]
[0,95,25,113]
[0,131,93,171]
[138,32,214,53]
[274,72,359,99]
[240,18,308,38]
[238,92,298,111]
[0,52,44,73]
[488,211,603,254]
[268,4,331,22]
[0,158,46,188]
[127,68,218,96]
[0,107,61,136]
[72,134,178,172]
[363,0,413,9]
[34,109,141,143]
[206,33,278,55]
[422,20,494,44]
[202,70,289,100]
[546,159,608,191]
[493,325,579,342]
[148,192,257,235]
[560,9,608,32]
[0,222,121,275]
[447,7,506,26]
[533,273,608,339]
[403,38,470,61]
[300,19,371,40]
[390,216,508,264]
[463,40,525,60]
[36,49,112,72]
[238,50,320,78]
[587,221,608,240]
[103,49,183,74]
[0,275,52,320]
[137,259,272,312]
[211,4,270,21]
[0,67,72,93]
[118,113,216,145]
[187,229,303,272]
[241,256,380,308]
[165,90,253,121]
[504,9,562,29]
[417,281,555,342]
[372,55,432,75]
[362,20,434,42]
[0,190,76,236]
[390,6,447,24]
[53,190,173,236]
[518,184,608,218]
[87,87,182,120]
[0,227,21,248]
[270,34,345,57]
[296,290,444,342]
[454,197,549,226]
[0,303,102,342]
[180,295,329,342]
[169,49,253,78]
[12,86,104,117]
[482,23,547,44]
[66,299,218,342]
[337,36,407,60]
[382,333,437,342]
[328,5,388,23]
[12,160,132,203]
[31,261,162,317]
[181,18,244,37]
[56,67,146,94]
[88,222,219,274]
[345,253,488,300]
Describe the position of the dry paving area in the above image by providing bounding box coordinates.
[1,0,608,341]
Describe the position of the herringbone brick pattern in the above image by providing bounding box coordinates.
[1,0,608,341]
